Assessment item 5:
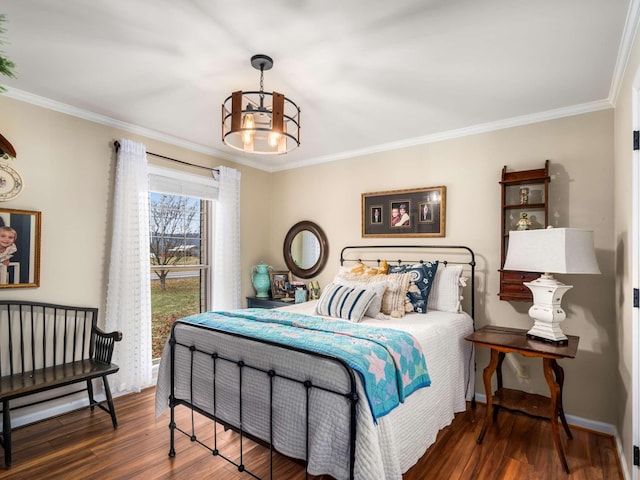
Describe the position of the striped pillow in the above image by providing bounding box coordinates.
[332,276,388,318]
[315,283,377,323]
[336,271,412,318]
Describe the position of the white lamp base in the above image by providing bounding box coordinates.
[524,274,573,345]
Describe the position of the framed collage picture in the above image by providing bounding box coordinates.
[361,186,445,238]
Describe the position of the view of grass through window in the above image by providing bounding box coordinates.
[149,192,207,359]
[151,277,200,358]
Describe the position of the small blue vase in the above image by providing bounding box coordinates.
[295,288,307,304]
[251,263,272,298]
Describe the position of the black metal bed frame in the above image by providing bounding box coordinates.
[168,326,359,479]
[166,244,476,479]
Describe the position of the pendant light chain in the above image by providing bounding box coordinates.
[259,64,265,106]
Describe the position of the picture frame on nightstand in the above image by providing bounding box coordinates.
[269,270,292,299]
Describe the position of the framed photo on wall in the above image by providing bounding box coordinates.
[0,208,42,288]
[269,270,293,299]
[362,186,446,237]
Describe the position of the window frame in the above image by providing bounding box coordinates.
[147,165,218,360]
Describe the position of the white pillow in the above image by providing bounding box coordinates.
[316,283,377,323]
[427,265,464,313]
[332,275,388,318]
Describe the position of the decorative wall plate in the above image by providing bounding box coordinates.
[0,162,23,201]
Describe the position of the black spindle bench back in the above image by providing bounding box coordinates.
[0,302,99,377]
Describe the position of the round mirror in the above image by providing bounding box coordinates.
[283,221,328,279]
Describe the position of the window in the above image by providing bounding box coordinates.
[148,166,218,360]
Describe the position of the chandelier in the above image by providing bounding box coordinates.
[222,54,301,155]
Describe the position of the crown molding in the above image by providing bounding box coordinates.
[276,99,614,172]
[609,0,640,106]
[3,87,614,174]
[2,87,276,171]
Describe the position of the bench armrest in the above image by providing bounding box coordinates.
[92,326,123,364]
[94,326,123,342]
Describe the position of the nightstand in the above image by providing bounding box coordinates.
[246,296,294,309]
[465,325,579,474]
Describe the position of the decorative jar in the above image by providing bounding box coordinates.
[251,263,272,298]
[295,288,307,304]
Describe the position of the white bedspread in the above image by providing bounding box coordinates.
[156,302,474,479]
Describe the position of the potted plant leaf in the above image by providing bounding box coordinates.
[0,14,16,92]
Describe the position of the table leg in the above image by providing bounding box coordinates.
[543,357,570,474]
[496,351,505,390]
[477,348,500,444]
[550,359,572,439]
[493,352,506,422]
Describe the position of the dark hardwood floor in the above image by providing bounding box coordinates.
[2,387,623,479]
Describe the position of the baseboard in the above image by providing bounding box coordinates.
[474,392,629,479]
[474,392,613,434]
[615,434,631,480]
[10,393,107,429]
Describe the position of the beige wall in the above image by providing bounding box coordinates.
[613,18,640,477]
[0,95,272,315]
[272,110,617,426]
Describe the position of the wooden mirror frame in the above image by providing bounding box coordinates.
[283,220,328,279]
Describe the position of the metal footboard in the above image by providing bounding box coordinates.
[167,322,359,480]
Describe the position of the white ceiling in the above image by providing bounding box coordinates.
[0,0,634,171]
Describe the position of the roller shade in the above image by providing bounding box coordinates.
[148,165,219,200]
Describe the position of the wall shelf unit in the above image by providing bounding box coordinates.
[499,160,550,301]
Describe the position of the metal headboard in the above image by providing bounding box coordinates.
[339,244,476,322]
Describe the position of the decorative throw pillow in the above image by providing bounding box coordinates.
[332,275,388,318]
[379,273,412,317]
[388,261,438,313]
[315,283,377,322]
[336,272,412,318]
[427,265,464,313]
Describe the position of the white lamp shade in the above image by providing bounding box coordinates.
[503,227,600,274]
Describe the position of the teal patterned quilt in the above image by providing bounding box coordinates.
[177,308,431,420]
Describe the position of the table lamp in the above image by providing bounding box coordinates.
[503,227,600,344]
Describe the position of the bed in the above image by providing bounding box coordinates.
[155,245,476,479]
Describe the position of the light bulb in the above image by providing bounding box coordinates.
[243,113,255,129]
[242,113,255,146]
[277,121,287,153]
[268,131,280,147]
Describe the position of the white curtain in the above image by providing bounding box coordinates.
[105,139,153,393]
[211,165,241,310]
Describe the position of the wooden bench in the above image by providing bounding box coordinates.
[0,300,122,467]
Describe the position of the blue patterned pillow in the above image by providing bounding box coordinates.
[316,283,377,322]
[388,261,438,313]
